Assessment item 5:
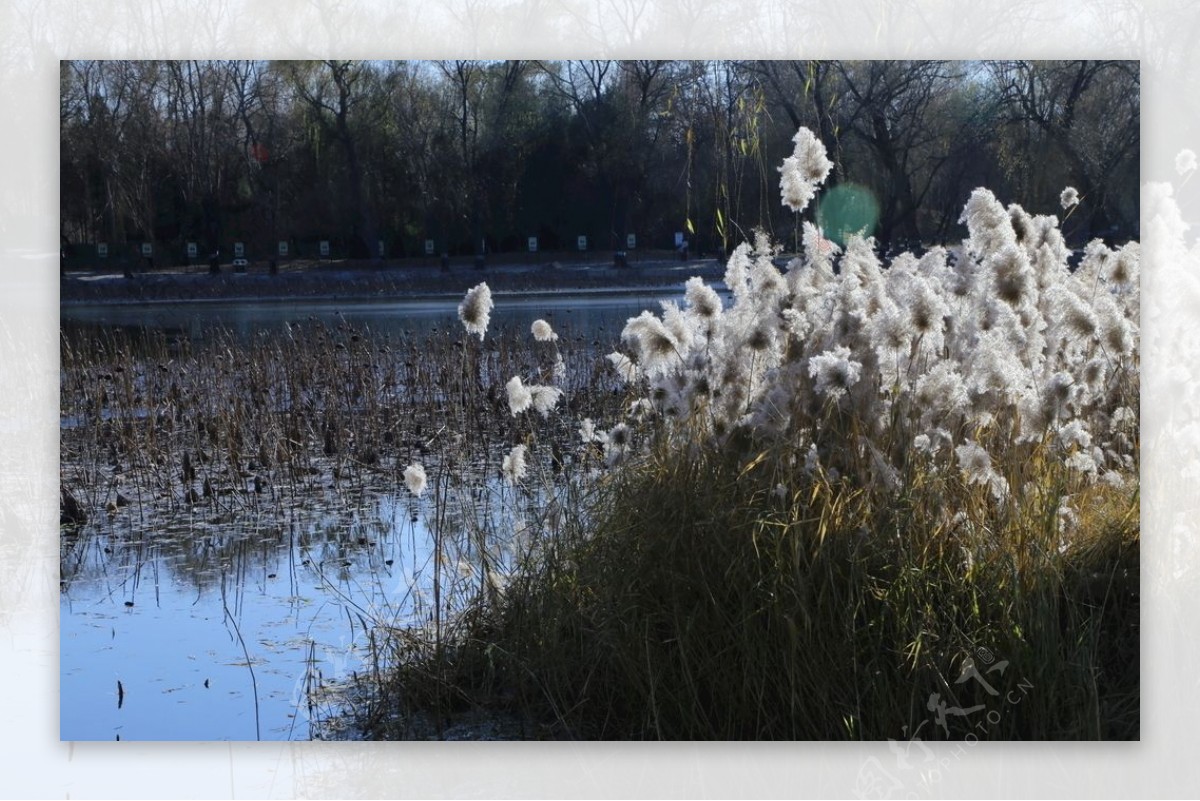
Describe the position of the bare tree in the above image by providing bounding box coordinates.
[748,60,847,185]
[59,59,1140,271]
[162,60,241,254]
[687,60,767,251]
[539,59,677,254]
[285,60,386,259]
[834,60,962,249]
[990,59,1140,237]
[61,61,163,249]
[437,59,535,265]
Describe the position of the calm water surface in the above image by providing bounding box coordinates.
[60,289,686,343]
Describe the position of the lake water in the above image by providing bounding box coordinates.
[60,288,695,740]
[60,483,525,740]
[59,288,691,344]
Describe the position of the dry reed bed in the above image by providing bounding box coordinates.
[59,320,628,615]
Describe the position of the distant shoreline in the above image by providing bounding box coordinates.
[60,257,727,307]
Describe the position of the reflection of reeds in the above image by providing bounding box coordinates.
[221,574,261,741]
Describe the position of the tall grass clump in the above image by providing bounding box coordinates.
[384,128,1139,740]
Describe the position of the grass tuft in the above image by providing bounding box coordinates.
[381,420,1138,740]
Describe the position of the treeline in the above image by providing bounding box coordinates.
[60,59,1139,266]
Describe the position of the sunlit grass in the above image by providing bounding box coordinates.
[369,413,1137,740]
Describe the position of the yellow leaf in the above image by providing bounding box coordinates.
[686,218,695,234]
[739,450,770,480]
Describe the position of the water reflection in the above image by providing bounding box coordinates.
[60,290,686,345]
[64,502,394,739]
[59,474,550,740]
